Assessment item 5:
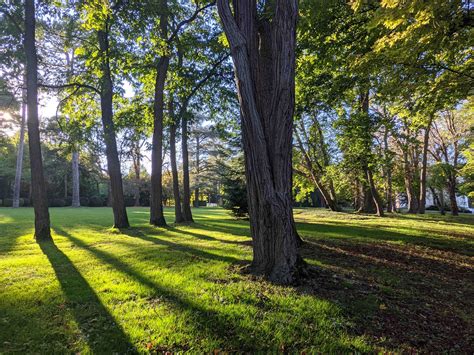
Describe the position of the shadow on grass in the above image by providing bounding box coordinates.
[298,238,474,352]
[122,226,242,263]
[39,239,135,353]
[51,226,265,351]
[296,221,474,257]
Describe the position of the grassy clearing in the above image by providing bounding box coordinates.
[0,207,472,353]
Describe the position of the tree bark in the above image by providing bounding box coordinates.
[169,121,184,223]
[181,115,194,222]
[447,177,459,216]
[418,117,432,214]
[24,0,51,240]
[403,148,418,213]
[383,125,394,213]
[13,86,26,208]
[194,133,200,208]
[218,0,304,284]
[364,166,384,216]
[97,28,129,228]
[149,0,169,227]
[71,151,80,207]
[132,141,141,207]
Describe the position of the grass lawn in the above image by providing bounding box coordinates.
[0,207,473,353]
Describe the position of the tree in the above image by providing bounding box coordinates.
[24,0,51,240]
[218,0,305,284]
[12,82,25,208]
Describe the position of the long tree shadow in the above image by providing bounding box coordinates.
[50,227,272,351]
[298,238,474,352]
[122,226,242,264]
[39,240,135,353]
[296,221,474,256]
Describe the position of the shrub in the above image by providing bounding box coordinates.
[65,197,72,206]
[89,196,103,207]
[49,198,66,207]
[3,199,13,207]
[124,195,136,207]
[80,197,90,207]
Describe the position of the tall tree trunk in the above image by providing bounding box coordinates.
[132,142,141,207]
[194,134,200,208]
[181,115,193,222]
[24,0,51,240]
[71,151,80,207]
[418,117,432,214]
[97,28,129,228]
[218,0,305,284]
[383,126,394,213]
[169,121,184,223]
[150,0,168,227]
[12,86,26,208]
[403,149,418,213]
[360,91,383,216]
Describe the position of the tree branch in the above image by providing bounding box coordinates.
[167,1,216,44]
[38,82,100,95]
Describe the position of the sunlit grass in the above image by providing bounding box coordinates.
[0,207,472,352]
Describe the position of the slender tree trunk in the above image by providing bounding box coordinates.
[150,1,169,227]
[169,121,184,223]
[403,149,418,213]
[181,115,193,222]
[24,0,51,240]
[383,126,394,213]
[71,151,80,207]
[418,117,432,214]
[97,28,129,228]
[218,0,305,284]
[13,87,26,208]
[194,134,200,208]
[365,166,384,216]
[133,143,141,207]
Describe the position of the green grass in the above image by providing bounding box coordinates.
[0,207,473,353]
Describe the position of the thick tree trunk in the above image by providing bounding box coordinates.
[418,118,432,214]
[13,88,26,208]
[169,122,184,223]
[97,29,129,228]
[24,0,51,240]
[181,115,194,222]
[218,0,304,284]
[71,151,80,207]
[150,1,169,227]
